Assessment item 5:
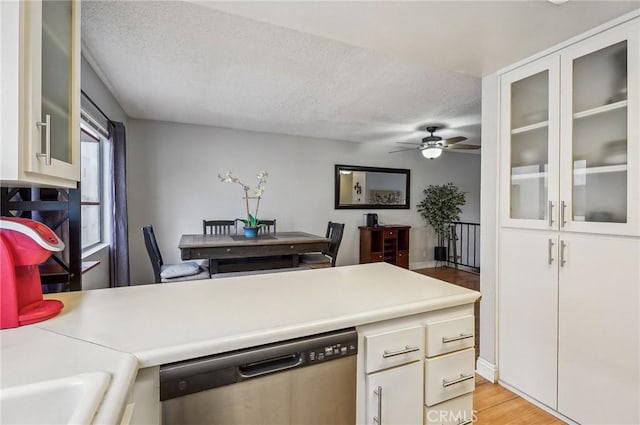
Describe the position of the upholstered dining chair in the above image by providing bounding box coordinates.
[143,225,210,283]
[300,221,345,268]
[203,219,236,235]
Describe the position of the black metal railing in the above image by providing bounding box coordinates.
[445,222,480,272]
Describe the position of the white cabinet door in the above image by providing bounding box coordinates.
[499,228,558,409]
[558,234,639,424]
[366,361,423,425]
[24,0,80,184]
[559,19,640,236]
[499,55,560,230]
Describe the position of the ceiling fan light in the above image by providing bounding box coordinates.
[422,147,443,159]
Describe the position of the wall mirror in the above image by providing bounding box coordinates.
[335,165,411,209]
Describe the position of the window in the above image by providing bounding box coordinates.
[80,114,109,251]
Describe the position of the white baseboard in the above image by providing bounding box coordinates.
[476,357,498,383]
[409,260,437,270]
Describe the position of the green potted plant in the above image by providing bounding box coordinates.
[417,182,466,262]
[218,171,268,238]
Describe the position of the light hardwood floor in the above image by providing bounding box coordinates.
[415,267,565,424]
[475,375,565,424]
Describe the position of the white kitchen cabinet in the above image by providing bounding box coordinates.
[498,228,558,409]
[0,0,80,188]
[500,18,639,236]
[557,234,639,424]
[365,360,423,425]
[497,14,640,424]
[500,229,640,423]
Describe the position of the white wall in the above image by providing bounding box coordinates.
[479,73,499,372]
[127,119,481,285]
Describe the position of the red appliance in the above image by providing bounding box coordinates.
[1,217,65,329]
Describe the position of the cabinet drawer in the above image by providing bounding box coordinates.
[424,393,473,425]
[365,326,424,373]
[383,228,397,238]
[426,315,474,357]
[425,348,475,406]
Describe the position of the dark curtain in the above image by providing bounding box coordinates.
[108,121,130,286]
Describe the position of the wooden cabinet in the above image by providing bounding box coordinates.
[0,0,80,188]
[497,16,640,424]
[359,225,410,269]
[500,18,639,236]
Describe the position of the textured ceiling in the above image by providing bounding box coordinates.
[81,1,639,149]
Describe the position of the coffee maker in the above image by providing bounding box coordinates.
[0,217,65,329]
[365,213,379,227]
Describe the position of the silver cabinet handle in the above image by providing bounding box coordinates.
[560,240,567,267]
[548,201,554,227]
[442,333,474,344]
[561,200,567,227]
[382,345,420,358]
[373,386,382,424]
[442,372,474,388]
[35,114,51,165]
[458,420,473,425]
[548,238,555,265]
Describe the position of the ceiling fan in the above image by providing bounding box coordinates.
[389,126,480,159]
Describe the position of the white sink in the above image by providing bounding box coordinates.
[0,372,111,425]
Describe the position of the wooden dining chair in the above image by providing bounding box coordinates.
[235,219,276,235]
[203,220,236,235]
[142,225,210,283]
[300,221,345,268]
[258,219,276,235]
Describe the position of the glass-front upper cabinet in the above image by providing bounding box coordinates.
[25,0,80,185]
[559,21,639,235]
[500,56,560,229]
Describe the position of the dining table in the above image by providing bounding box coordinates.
[178,231,330,274]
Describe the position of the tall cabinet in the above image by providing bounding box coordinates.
[498,16,639,424]
[0,0,81,188]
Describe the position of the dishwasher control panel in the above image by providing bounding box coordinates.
[308,340,357,363]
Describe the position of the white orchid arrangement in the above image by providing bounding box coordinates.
[218,171,268,228]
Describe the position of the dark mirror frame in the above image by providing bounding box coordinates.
[334,164,411,210]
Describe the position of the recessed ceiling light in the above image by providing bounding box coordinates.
[548,0,569,4]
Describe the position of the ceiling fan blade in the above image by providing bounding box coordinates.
[443,136,467,145]
[395,142,421,146]
[446,144,481,150]
[388,147,418,153]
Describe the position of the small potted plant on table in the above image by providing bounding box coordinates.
[417,182,466,262]
[219,171,268,238]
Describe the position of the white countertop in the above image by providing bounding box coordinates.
[38,262,480,367]
[2,262,479,424]
[0,327,137,424]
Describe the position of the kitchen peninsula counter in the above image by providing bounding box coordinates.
[38,262,480,367]
[2,262,480,424]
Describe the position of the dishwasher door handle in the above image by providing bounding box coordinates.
[238,353,303,379]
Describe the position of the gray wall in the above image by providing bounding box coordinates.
[127,119,482,285]
[80,55,128,289]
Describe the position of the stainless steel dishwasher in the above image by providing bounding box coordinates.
[160,328,358,425]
